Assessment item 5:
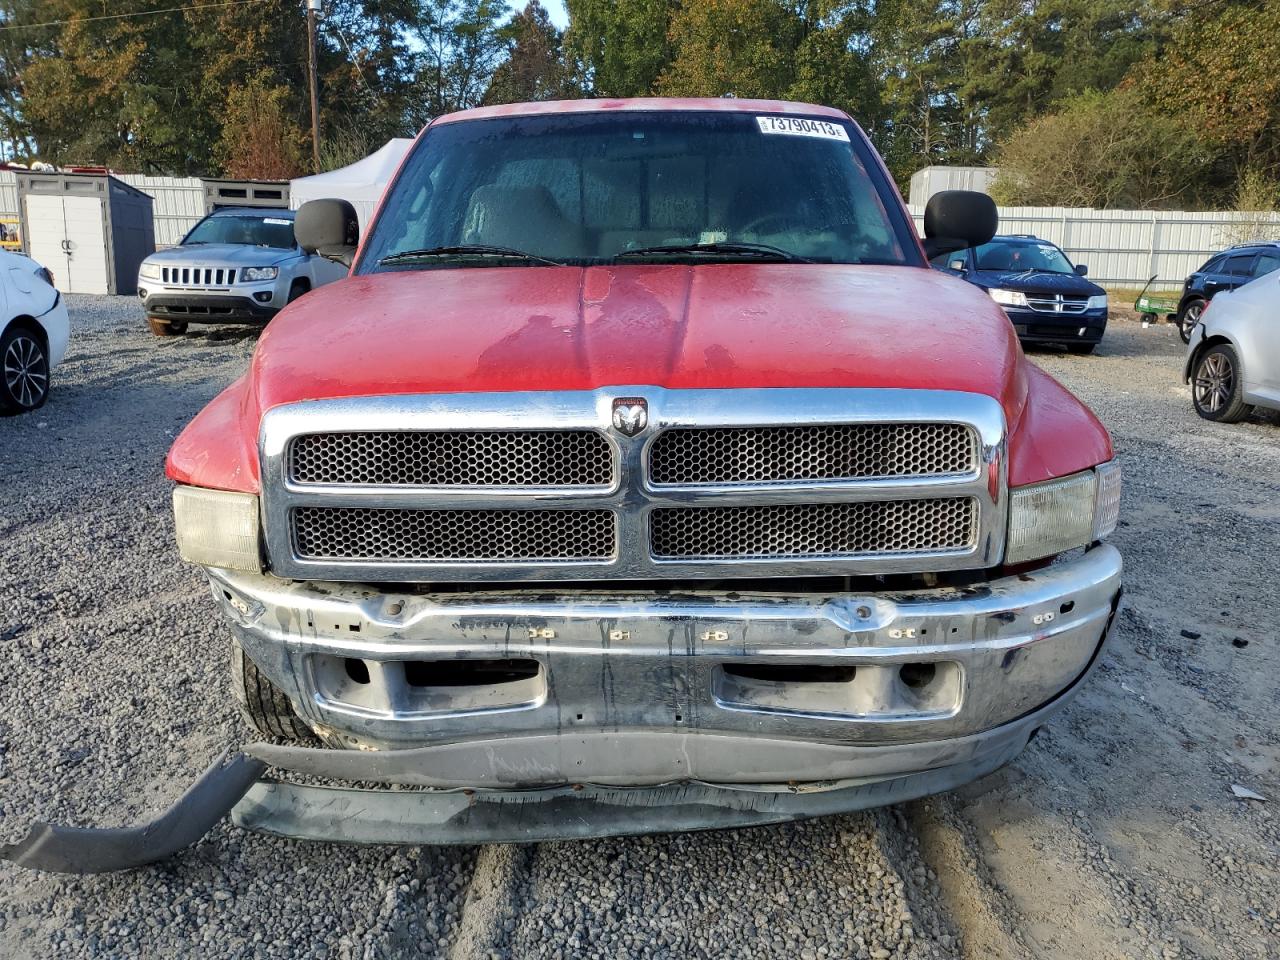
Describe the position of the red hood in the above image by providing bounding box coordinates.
[247,264,1027,417]
[170,263,1118,495]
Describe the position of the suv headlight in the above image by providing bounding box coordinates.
[139,262,162,281]
[1006,460,1121,564]
[989,288,1028,307]
[1087,294,1108,311]
[241,266,279,282]
[173,486,262,572]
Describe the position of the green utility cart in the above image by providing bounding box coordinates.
[1134,275,1180,323]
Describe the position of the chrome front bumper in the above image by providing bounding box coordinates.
[1,547,1120,871]
[212,544,1122,767]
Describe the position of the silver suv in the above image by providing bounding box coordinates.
[137,207,347,336]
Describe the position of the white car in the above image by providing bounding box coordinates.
[1,249,69,414]
[1184,268,1280,422]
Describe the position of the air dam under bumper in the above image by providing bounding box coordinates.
[1,546,1120,872]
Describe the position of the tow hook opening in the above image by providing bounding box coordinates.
[314,655,545,716]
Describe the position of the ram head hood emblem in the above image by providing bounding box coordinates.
[611,397,648,437]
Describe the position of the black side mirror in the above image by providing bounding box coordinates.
[296,199,360,267]
[1074,264,1088,277]
[921,191,998,260]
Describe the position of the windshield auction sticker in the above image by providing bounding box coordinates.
[756,116,850,141]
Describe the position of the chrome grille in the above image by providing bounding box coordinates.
[649,423,976,486]
[293,507,616,563]
[650,499,977,560]
[290,430,613,487]
[1026,294,1088,314]
[260,388,1008,582]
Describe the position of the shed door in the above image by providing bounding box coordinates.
[25,194,111,294]
[25,195,68,284]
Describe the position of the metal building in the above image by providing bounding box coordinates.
[17,171,156,295]
[202,179,290,212]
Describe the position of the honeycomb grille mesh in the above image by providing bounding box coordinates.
[293,507,616,563]
[648,423,976,485]
[290,431,613,487]
[649,499,977,560]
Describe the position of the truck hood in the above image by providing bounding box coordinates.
[144,244,298,267]
[248,264,1028,420]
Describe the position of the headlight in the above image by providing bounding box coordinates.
[241,266,279,282]
[1087,294,1109,311]
[173,486,262,572]
[1006,461,1121,564]
[138,262,162,281]
[989,288,1028,307]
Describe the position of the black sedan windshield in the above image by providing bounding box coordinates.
[973,240,1075,274]
[359,111,916,270]
[185,215,296,248]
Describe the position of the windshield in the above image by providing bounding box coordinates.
[358,111,916,271]
[184,214,296,249]
[973,240,1075,275]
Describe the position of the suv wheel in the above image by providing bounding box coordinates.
[1177,299,1204,344]
[0,323,50,414]
[1192,344,1252,423]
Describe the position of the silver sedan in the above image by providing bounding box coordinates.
[1184,268,1280,422]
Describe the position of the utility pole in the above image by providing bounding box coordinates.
[306,0,323,172]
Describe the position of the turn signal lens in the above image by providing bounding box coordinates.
[172,486,262,572]
[1092,460,1122,541]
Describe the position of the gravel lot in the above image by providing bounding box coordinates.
[1,296,1276,959]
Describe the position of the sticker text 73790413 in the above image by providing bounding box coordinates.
[755,116,850,142]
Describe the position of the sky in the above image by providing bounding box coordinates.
[519,0,568,28]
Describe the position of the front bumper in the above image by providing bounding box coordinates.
[1,546,1121,871]
[139,274,290,324]
[1006,308,1107,344]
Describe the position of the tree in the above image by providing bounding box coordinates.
[990,87,1211,209]
[483,1,571,104]
[217,76,309,180]
[657,0,801,98]
[563,0,674,96]
[1140,0,1280,184]
[411,0,508,122]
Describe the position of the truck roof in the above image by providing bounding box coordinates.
[432,97,851,127]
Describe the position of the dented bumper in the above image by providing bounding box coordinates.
[1,547,1120,872]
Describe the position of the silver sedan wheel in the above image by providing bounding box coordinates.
[3,332,48,409]
[1193,352,1233,413]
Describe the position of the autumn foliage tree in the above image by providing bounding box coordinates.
[217,77,309,180]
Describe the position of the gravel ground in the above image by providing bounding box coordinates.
[0,296,1276,959]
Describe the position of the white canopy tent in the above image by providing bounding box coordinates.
[289,138,414,232]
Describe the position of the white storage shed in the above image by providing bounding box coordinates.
[17,172,155,295]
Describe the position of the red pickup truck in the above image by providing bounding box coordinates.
[4,99,1123,872]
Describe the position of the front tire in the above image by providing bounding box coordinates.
[148,317,187,336]
[286,279,310,303]
[231,642,316,741]
[1177,299,1204,344]
[0,323,50,414]
[1192,343,1252,423]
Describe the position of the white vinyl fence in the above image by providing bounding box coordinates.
[908,205,1280,290]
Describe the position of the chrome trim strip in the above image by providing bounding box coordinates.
[260,388,1008,582]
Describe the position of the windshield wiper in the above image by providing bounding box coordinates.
[613,241,812,264]
[378,245,564,267]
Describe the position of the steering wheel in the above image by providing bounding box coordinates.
[737,212,798,237]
